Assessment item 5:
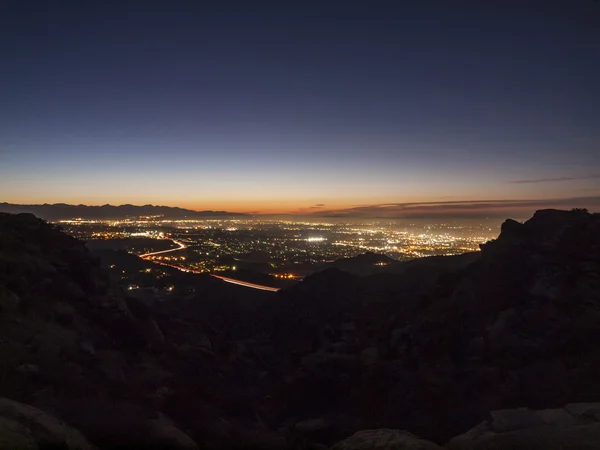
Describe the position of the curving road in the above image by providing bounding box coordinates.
[140,239,187,257]
[140,238,280,292]
[210,274,280,292]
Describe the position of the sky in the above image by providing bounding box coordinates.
[1,1,599,216]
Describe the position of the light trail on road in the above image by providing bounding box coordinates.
[140,238,280,292]
[140,239,187,257]
[210,274,281,292]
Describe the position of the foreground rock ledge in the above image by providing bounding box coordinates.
[447,403,600,450]
[329,429,442,450]
[0,397,95,450]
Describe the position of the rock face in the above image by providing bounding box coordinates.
[0,397,95,450]
[447,403,600,449]
[1,209,600,449]
[0,214,201,449]
[329,429,442,449]
[257,209,600,444]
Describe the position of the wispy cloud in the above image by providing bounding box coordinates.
[313,196,600,218]
[289,203,327,214]
[508,175,600,184]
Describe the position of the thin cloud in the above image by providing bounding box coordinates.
[313,196,600,218]
[291,204,327,214]
[508,175,600,184]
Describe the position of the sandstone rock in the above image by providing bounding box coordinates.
[291,417,336,444]
[301,351,356,370]
[489,407,544,432]
[389,328,405,351]
[0,398,95,450]
[0,289,20,314]
[56,399,198,450]
[340,322,356,332]
[295,418,329,434]
[535,408,585,426]
[445,421,494,449]
[52,301,77,326]
[0,416,37,450]
[205,417,287,450]
[447,404,600,450]
[79,341,95,356]
[565,403,600,418]
[330,429,442,449]
[465,336,485,360]
[198,334,213,351]
[448,423,600,449]
[360,347,379,365]
[146,413,199,450]
[15,364,39,376]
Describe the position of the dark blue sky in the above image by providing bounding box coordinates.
[1,1,599,214]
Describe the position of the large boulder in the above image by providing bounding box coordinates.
[447,423,600,449]
[329,429,442,449]
[0,417,37,450]
[447,403,600,449]
[55,399,198,450]
[0,397,95,450]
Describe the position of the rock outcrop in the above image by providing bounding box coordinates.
[447,403,600,449]
[0,397,95,450]
[0,213,201,449]
[329,429,442,449]
[257,209,600,445]
[2,209,600,449]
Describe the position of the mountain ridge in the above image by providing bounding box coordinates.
[0,202,249,220]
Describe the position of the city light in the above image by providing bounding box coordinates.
[58,216,498,293]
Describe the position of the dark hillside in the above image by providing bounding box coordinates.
[1,210,600,449]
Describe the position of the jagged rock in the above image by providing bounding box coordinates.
[56,399,198,450]
[203,417,287,450]
[4,209,600,447]
[0,397,95,449]
[535,408,583,426]
[329,429,442,449]
[447,404,600,449]
[0,416,37,450]
[500,218,525,237]
[290,417,337,445]
[0,289,19,314]
[389,328,404,351]
[79,341,95,356]
[14,364,39,376]
[465,336,485,360]
[489,407,544,432]
[198,334,213,351]
[340,322,356,332]
[359,347,379,365]
[564,403,600,418]
[447,423,600,449]
[52,301,77,326]
[146,413,199,450]
[301,351,357,371]
[295,418,329,434]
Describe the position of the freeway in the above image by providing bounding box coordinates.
[210,274,281,292]
[140,239,187,257]
[140,238,280,292]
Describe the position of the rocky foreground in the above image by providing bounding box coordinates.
[0,209,599,449]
